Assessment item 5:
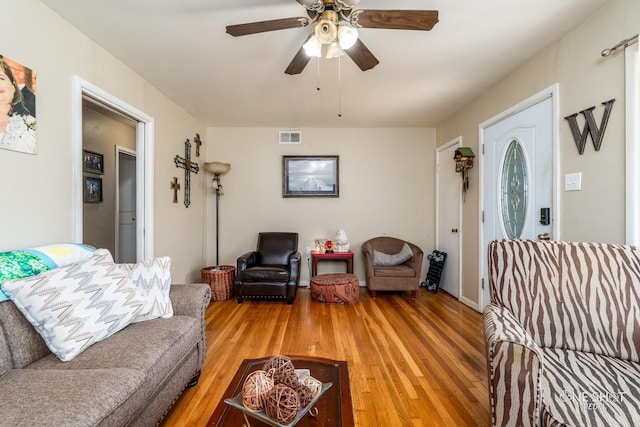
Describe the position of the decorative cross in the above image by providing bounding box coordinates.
[174,139,199,208]
[170,177,180,204]
[194,133,202,157]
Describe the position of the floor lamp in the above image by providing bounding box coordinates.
[204,161,231,265]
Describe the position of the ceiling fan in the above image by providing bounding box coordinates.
[226,0,438,75]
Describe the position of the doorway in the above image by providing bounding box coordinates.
[72,76,155,260]
[435,137,462,298]
[116,147,137,263]
[479,84,560,311]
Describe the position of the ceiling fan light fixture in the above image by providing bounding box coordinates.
[337,25,358,49]
[316,19,337,44]
[316,10,338,44]
[326,41,345,59]
[303,35,322,57]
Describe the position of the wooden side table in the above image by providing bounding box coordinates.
[311,251,354,277]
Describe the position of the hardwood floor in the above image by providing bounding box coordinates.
[162,287,492,426]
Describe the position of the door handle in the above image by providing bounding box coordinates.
[451,228,459,233]
[537,232,551,241]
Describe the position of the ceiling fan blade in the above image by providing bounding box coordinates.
[226,17,309,37]
[351,10,439,31]
[344,38,379,71]
[285,38,313,75]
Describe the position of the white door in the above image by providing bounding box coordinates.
[116,149,136,263]
[436,139,461,298]
[481,96,554,309]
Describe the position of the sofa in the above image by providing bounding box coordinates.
[0,244,211,426]
[361,236,424,299]
[483,239,640,427]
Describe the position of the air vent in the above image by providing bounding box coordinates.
[279,130,302,144]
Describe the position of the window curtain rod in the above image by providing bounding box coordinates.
[601,34,638,57]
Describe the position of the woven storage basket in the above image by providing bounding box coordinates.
[201,265,235,302]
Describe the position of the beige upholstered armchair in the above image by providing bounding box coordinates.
[361,236,423,299]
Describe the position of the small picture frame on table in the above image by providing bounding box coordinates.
[83,150,104,174]
[83,176,103,203]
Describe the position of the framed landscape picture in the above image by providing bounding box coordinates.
[282,155,339,198]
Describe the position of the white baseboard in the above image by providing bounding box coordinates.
[459,295,481,312]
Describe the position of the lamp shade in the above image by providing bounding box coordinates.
[326,41,345,59]
[338,25,358,49]
[303,35,322,57]
[204,161,231,175]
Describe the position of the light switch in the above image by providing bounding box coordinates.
[565,172,582,191]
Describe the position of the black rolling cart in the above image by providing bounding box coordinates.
[420,250,447,293]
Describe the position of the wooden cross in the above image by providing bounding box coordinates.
[174,139,199,208]
[170,177,180,203]
[194,133,202,157]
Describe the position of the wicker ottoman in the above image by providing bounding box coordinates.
[310,273,359,304]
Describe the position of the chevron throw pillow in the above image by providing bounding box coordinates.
[3,249,148,362]
[119,257,173,322]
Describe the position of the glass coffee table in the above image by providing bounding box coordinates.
[207,355,354,427]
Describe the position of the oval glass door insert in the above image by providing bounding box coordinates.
[500,139,528,239]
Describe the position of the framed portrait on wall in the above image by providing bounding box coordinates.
[0,54,37,155]
[83,176,103,203]
[282,155,339,198]
[83,150,104,174]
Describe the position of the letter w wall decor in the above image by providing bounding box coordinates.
[564,99,615,154]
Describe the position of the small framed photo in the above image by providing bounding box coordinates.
[83,176,103,203]
[283,155,339,198]
[83,149,104,174]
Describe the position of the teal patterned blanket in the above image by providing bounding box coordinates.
[0,243,95,302]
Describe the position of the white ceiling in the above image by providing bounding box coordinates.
[40,0,609,128]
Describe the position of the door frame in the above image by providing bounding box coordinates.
[115,146,137,263]
[435,136,462,299]
[626,40,639,245]
[477,83,561,310]
[72,76,155,260]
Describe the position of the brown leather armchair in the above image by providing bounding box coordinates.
[361,236,424,299]
[235,232,301,304]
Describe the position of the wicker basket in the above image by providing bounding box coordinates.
[201,265,235,302]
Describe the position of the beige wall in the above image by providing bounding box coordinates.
[436,0,639,306]
[205,127,436,284]
[0,0,207,283]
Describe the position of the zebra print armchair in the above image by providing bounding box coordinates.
[483,239,640,427]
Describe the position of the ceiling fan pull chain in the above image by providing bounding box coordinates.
[317,57,321,91]
[338,55,342,118]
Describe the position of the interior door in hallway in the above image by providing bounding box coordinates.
[116,148,136,263]
[436,139,461,298]
[482,96,554,310]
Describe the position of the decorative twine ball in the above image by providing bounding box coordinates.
[301,375,323,396]
[265,383,300,424]
[295,384,313,408]
[242,370,273,411]
[281,371,301,389]
[263,355,296,384]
